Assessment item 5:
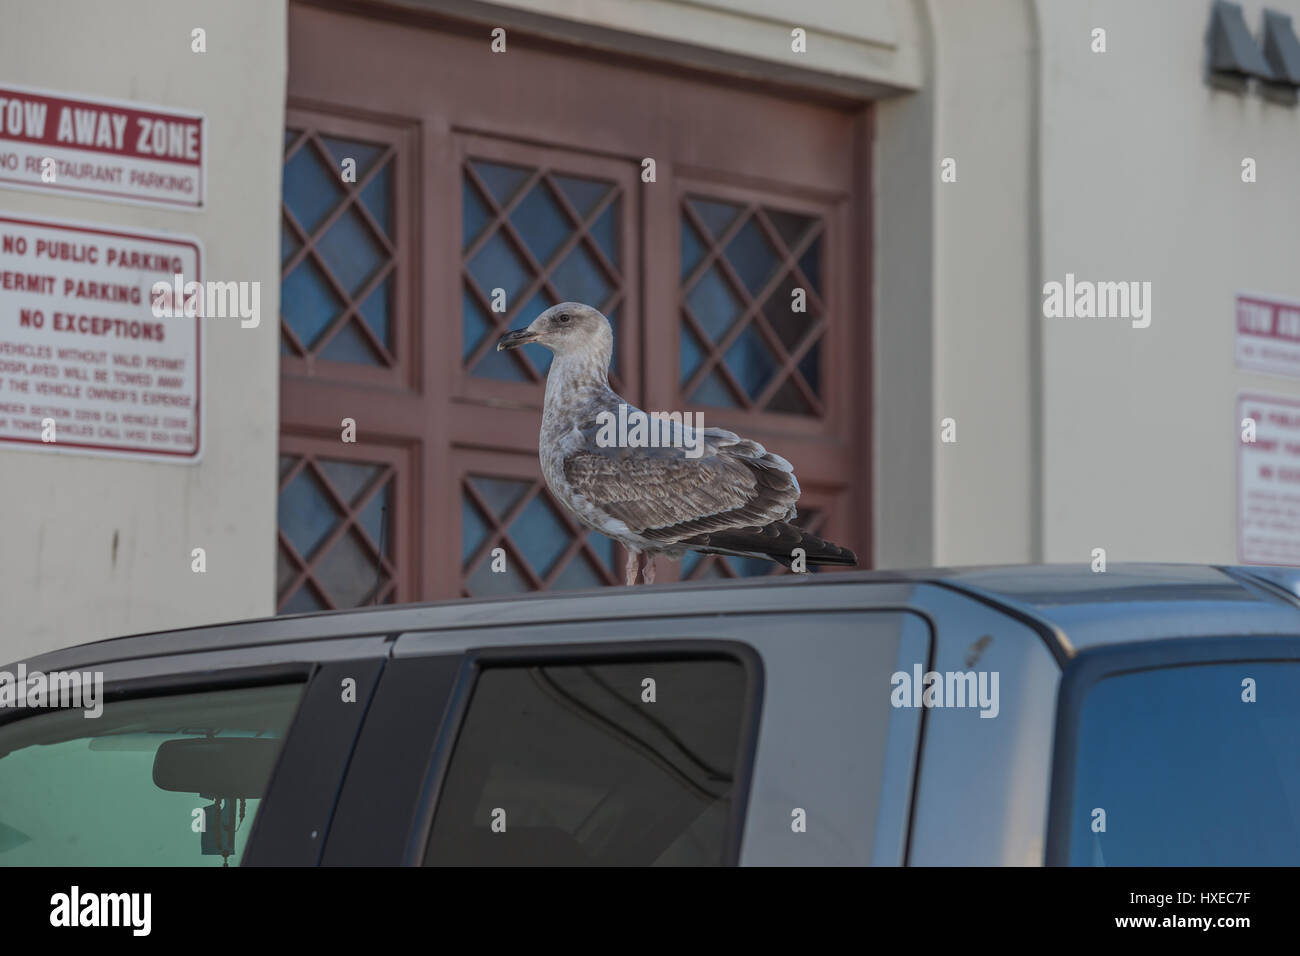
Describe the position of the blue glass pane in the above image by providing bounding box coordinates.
[279,468,338,559]
[680,325,704,382]
[590,203,618,265]
[467,553,529,596]
[690,370,736,408]
[316,207,384,296]
[799,235,823,293]
[463,287,490,360]
[472,342,531,381]
[725,218,779,297]
[681,218,706,280]
[277,545,296,592]
[317,459,380,505]
[282,257,341,348]
[281,220,300,268]
[688,197,741,239]
[315,530,380,608]
[550,244,611,308]
[470,160,530,206]
[463,181,491,250]
[762,273,812,352]
[359,481,390,553]
[360,164,391,237]
[319,136,385,177]
[462,496,490,564]
[551,553,605,590]
[284,145,343,234]
[467,232,532,306]
[606,305,619,380]
[282,584,325,614]
[319,320,381,365]
[731,556,773,578]
[470,476,529,517]
[766,208,814,250]
[724,326,777,397]
[799,340,821,395]
[586,530,614,570]
[768,376,813,415]
[685,267,740,341]
[283,128,300,154]
[359,275,391,349]
[510,182,569,266]
[518,291,554,376]
[510,495,570,576]
[681,551,701,577]
[552,174,610,218]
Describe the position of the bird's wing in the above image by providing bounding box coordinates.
[561,421,799,544]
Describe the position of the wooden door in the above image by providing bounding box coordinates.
[277,2,870,610]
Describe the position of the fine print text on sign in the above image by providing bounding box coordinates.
[0,215,202,460]
[1235,292,1300,379]
[1239,393,1300,566]
[0,85,204,209]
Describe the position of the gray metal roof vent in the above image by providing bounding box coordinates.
[1259,9,1300,102]
[1207,0,1275,92]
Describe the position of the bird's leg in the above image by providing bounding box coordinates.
[642,554,656,585]
[624,550,639,587]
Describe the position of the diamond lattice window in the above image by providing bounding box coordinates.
[461,474,621,596]
[462,159,625,389]
[680,197,825,416]
[281,128,395,366]
[278,453,395,612]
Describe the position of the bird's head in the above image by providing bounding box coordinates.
[496,302,612,360]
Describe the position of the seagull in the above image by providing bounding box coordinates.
[498,302,858,585]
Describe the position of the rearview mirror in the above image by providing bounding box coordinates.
[152,737,280,799]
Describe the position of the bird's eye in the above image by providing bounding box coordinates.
[557,312,571,324]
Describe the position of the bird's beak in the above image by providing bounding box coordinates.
[497,328,541,351]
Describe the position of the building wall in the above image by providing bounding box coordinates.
[1035,0,1300,564]
[0,0,286,660]
[881,0,1300,569]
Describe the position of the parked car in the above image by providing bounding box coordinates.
[1,563,1297,866]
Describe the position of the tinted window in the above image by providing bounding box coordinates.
[425,657,749,866]
[1068,662,1300,865]
[0,683,303,866]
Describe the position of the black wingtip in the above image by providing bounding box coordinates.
[684,522,858,568]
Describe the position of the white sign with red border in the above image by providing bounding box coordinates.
[1235,291,1300,379]
[0,85,204,209]
[0,214,203,461]
[1237,392,1300,566]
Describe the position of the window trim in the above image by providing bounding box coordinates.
[1044,634,1300,866]
[0,661,312,734]
[403,639,765,866]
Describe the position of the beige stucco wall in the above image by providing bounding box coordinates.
[1034,0,1300,565]
[409,0,924,96]
[878,0,1300,569]
[0,0,286,660]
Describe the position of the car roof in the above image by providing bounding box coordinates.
[15,562,1300,671]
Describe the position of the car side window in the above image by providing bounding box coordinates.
[1068,661,1300,865]
[0,682,304,866]
[424,656,751,866]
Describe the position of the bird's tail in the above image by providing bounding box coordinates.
[684,521,857,568]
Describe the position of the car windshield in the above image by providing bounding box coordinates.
[1067,661,1300,865]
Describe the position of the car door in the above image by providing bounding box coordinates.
[324,585,931,866]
